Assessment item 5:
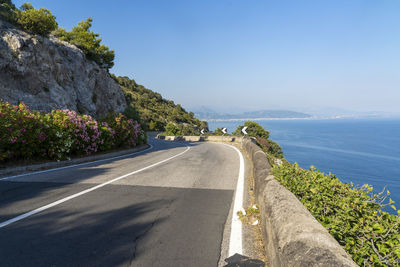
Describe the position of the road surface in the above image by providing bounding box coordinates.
[0,137,244,267]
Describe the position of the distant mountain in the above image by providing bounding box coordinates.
[193,108,312,120]
[291,107,400,118]
[291,107,357,117]
[240,110,312,119]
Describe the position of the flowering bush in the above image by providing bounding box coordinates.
[0,101,146,162]
[103,113,142,148]
[273,163,400,266]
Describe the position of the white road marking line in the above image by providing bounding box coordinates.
[219,143,245,256]
[0,145,153,181]
[0,146,190,229]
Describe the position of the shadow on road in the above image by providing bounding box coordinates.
[0,198,169,266]
[0,138,201,222]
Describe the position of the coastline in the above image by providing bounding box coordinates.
[202,114,400,122]
[204,115,365,122]
[208,118,400,213]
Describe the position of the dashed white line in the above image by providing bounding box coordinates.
[0,146,190,229]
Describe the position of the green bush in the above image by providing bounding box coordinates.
[273,162,400,266]
[123,105,141,125]
[164,122,181,136]
[161,123,198,136]
[103,113,145,148]
[0,0,18,23]
[212,128,229,136]
[233,121,283,158]
[16,3,57,36]
[2,2,114,68]
[267,139,283,158]
[54,18,114,69]
[179,124,195,135]
[233,121,270,139]
[148,120,164,131]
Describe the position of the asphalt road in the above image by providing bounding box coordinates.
[0,137,243,267]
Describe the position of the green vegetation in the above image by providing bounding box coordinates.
[113,75,208,132]
[0,1,114,69]
[233,121,283,158]
[0,1,57,36]
[273,162,400,266]
[54,18,114,69]
[16,2,57,36]
[212,128,229,136]
[238,205,260,226]
[253,120,400,265]
[0,0,17,23]
[1,1,204,132]
[161,122,201,136]
[163,122,181,136]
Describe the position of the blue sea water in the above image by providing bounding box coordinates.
[208,118,400,209]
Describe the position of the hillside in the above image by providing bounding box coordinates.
[114,75,208,132]
[0,18,126,117]
[0,1,205,132]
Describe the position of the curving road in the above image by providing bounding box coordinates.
[0,137,243,266]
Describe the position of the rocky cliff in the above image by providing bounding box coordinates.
[0,19,126,117]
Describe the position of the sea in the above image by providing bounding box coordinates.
[208,118,400,210]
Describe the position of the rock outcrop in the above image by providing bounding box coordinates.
[0,19,126,117]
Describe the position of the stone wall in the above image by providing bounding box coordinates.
[158,135,358,266]
[241,137,357,267]
[157,135,242,143]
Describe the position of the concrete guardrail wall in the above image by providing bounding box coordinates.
[240,137,357,267]
[158,135,358,266]
[157,135,243,143]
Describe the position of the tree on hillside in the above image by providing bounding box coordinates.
[199,121,209,132]
[1,1,114,69]
[213,128,227,136]
[20,2,32,10]
[16,2,57,36]
[233,121,270,139]
[0,0,18,22]
[54,18,114,69]
[234,121,283,158]
[113,75,207,132]
[164,122,181,136]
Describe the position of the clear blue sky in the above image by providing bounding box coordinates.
[14,0,400,113]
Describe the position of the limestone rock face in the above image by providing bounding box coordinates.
[0,19,126,117]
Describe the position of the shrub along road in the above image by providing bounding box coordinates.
[0,137,242,266]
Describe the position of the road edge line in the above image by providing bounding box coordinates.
[219,143,245,256]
